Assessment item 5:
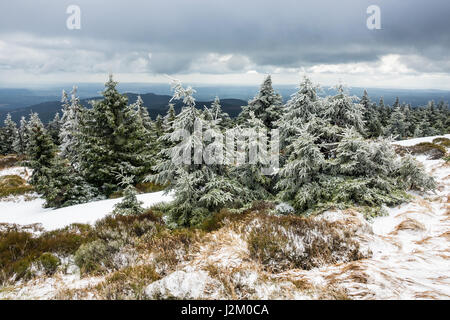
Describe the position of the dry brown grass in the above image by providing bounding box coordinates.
[94,264,160,300]
[242,213,368,272]
[392,218,426,234]
[0,154,23,170]
[0,175,33,198]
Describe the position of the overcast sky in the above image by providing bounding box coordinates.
[0,0,450,89]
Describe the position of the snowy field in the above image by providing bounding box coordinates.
[0,191,173,231]
[392,134,450,146]
[0,135,449,299]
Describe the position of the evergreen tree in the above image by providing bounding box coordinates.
[79,75,154,195]
[154,114,164,138]
[26,113,56,188]
[230,112,273,200]
[41,156,97,208]
[277,76,320,151]
[60,86,85,166]
[209,97,231,129]
[2,113,18,154]
[147,80,246,226]
[387,106,407,139]
[134,96,153,131]
[47,112,62,146]
[13,116,29,155]
[163,103,176,132]
[360,90,382,138]
[112,175,144,216]
[322,84,365,134]
[238,75,283,129]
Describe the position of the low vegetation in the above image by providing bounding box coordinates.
[394,142,447,159]
[244,214,368,272]
[0,224,93,284]
[0,175,33,198]
[0,154,23,170]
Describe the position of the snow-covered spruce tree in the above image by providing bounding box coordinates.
[40,156,97,208]
[147,80,247,226]
[0,127,7,155]
[209,96,232,129]
[230,111,273,200]
[47,112,62,146]
[60,87,85,166]
[322,84,365,134]
[276,78,435,216]
[13,116,29,154]
[154,114,164,138]
[276,76,320,153]
[238,75,283,129]
[79,75,154,196]
[134,95,153,131]
[26,113,56,188]
[276,126,325,211]
[163,103,176,132]
[132,95,159,161]
[2,113,18,154]
[147,80,203,188]
[360,90,382,138]
[387,106,407,140]
[112,175,144,216]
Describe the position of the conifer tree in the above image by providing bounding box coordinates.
[60,86,85,166]
[3,113,18,154]
[238,75,283,129]
[147,80,246,226]
[209,96,231,129]
[134,95,153,131]
[47,113,62,146]
[41,156,97,208]
[163,103,176,132]
[79,75,154,195]
[387,106,407,139]
[26,113,56,187]
[112,175,144,216]
[13,116,29,155]
[277,76,320,151]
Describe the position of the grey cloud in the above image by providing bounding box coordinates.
[0,0,449,75]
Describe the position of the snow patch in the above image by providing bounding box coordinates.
[0,191,173,231]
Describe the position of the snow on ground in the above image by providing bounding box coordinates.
[1,135,449,299]
[0,191,173,231]
[0,166,31,180]
[392,134,450,146]
[275,139,450,299]
[145,135,450,300]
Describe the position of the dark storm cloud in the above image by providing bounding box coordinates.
[0,0,449,74]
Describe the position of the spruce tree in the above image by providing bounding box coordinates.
[26,113,56,188]
[41,156,97,208]
[387,106,407,139]
[147,80,246,226]
[238,75,283,129]
[47,113,62,146]
[3,113,18,154]
[209,96,231,129]
[112,175,144,216]
[277,76,320,151]
[79,75,153,195]
[13,116,29,155]
[60,86,85,167]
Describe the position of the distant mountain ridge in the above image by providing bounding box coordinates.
[0,93,248,123]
